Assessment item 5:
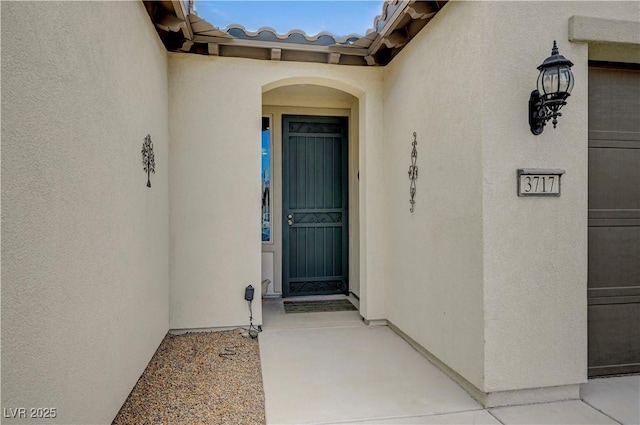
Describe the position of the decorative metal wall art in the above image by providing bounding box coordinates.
[408,132,418,213]
[142,134,155,188]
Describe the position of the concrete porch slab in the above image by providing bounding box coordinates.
[489,400,620,425]
[581,375,640,425]
[262,296,364,331]
[259,324,481,425]
[259,299,639,425]
[329,409,502,424]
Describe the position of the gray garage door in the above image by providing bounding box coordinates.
[588,63,640,377]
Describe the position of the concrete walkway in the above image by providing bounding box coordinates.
[259,297,640,425]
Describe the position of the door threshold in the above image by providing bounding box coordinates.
[283,294,351,302]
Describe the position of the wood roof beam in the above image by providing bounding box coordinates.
[367,0,414,56]
[328,52,341,64]
[189,14,234,38]
[208,43,219,56]
[192,35,369,56]
[382,28,409,49]
[155,13,185,33]
[171,0,193,40]
[407,2,438,20]
[271,48,282,61]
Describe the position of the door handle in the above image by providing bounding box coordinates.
[287,214,293,226]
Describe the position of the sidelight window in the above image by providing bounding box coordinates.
[261,116,272,243]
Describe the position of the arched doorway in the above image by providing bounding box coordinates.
[260,83,361,299]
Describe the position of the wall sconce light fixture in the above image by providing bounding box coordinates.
[529,41,574,135]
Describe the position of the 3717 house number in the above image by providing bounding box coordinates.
[522,175,557,193]
[517,169,565,197]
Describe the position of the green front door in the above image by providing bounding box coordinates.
[282,115,348,297]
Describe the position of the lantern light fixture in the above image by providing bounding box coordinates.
[529,41,574,135]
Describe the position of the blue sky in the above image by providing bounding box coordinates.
[194,1,385,37]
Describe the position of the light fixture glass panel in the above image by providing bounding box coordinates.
[537,70,545,94]
[559,67,574,94]
[540,67,560,96]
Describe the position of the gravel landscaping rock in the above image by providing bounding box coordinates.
[112,330,265,425]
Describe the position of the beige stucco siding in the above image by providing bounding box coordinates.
[383,0,640,398]
[479,0,640,395]
[168,55,383,328]
[382,1,486,390]
[1,2,170,424]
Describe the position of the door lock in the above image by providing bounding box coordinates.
[287,214,293,226]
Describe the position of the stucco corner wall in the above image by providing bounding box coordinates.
[382,0,486,390]
[168,54,263,329]
[479,1,639,393]
[1,2,169,424]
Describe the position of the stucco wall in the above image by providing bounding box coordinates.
[479,0,640,394]
[1,2,169,424]
[383,0,640,398]
[169,55,383,328]
[382,1,486,389]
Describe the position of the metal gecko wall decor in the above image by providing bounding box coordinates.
[142,134,155,188]
[408,132,418,213]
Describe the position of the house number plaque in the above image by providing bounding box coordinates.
[517,169,565,197]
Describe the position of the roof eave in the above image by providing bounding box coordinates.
[143,0,448,66]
